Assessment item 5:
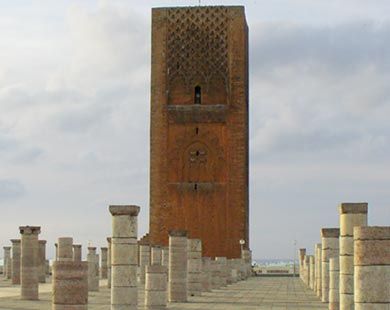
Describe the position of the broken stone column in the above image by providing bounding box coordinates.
[309,255,315,290]
[11,239,21,284]
[227,259,237,284]
[201,257,211,292]
[19,226,41,300]
[161,246,169,267]
[329,257,339,310]
[299,248,306,281]
[168,230,188,303]
[87,247,99,291]
[241,249,252,278]
[315,243,322,298]
[321,228,340,303]
[139,244,150,284]
[73,244,82,262]
[354,226,390,310]
[107,237,111,289]
[151,245,162,265]
[110,205,140,310]
[58,238,73,262]
[210,259,221,289]
[3,246,11,279]
[304,255,310,286]
[339,202,368,310]
[55,243,58,261]
[187,239,202,297]
[145,265,167,309]
[100,247,108,279]
[38,240,46,283]
[215,257,228,287]
[52,241,88,310]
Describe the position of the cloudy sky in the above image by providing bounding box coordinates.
[1,0,390,260]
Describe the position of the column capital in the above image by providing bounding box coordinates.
[73,244,82,249]
[101,247,108,251]
[107,237,111,243]
[39,240,47,245]
[339,202,368,214]
[3,246,11,250]
[19,226,41,235]
[10,239,20,244]
[109,205,140,216]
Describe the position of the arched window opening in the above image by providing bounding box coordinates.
[194,86,201,104]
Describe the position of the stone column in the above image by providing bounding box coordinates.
[299,248,306,281]
[145,265,167,309]
[87,247,99,291]
[139,244,150,284]
[55,243,58,261]
[354,226,390,310]
[228,259,237,284]
[73,244,82,262]
[321,228,340,303]
[215,257,228,287]
[58,238,73,262]
[241,249,252,278]
[201,257,211,292]
[161,246,169,267]
[11,239,21,284]
[107,237,112,289]
[210,259,221,289]
[100,247,108,279]
[3,246,11,279]
[329,257,339,310]
[110,205,140,310]
[304,255,310,286]
[168,230,188,303]
[52,242,88,310]
[315,243,322,298]
[187,239,202,297]
[151,246,162,265]
[38,240,46,283]
[19,226,41,300]
[339,203,368,310]
[309,255,315,290]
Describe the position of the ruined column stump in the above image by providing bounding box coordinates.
[201,257,211,292]
[215,257,228,287]
[168,230,188,303]
[304,255,310,286]
[145,265,167,310]
[329,257,339,310]
[20,226,41,300]
[3,246,11,279]
[107,237,112,289]
[309,255,315,290]
[321,228,340,303]
[100,247,108,279]
[211,259,221,289]
[110,205,140,310]
[73,245,82,262]
[38,240,46,283]
[315,243,322,298]
[187,239,202,296]
[58,238,73,262]
[140,244,151,284]
[87,247,99,291]
[11,239,21,284]
[52,261,88,310]
[299,248,306,282]
[354,226,390,310]
[339,203,368,310]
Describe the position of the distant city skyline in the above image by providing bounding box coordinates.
[1,0,390,259]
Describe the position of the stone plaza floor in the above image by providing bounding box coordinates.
[0,276,327,309]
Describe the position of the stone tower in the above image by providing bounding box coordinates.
[149,6,249,259]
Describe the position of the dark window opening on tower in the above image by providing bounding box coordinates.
[194,86,201,104]
[195,127,199,135]
[194,183,198,191]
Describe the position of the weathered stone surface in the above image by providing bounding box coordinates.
[11,239,21,285]
[19,226,40,300]
[329,257,339,310]
[321,228,339,303]
[87,247,99,292]
[107,238,112,289]
[100,247,108,279]
[145,265,167,309]
[151,246,162,266]
[168,230,187,303]
[38,240,46,283]
[58,238,73,262]
[72,245,82,262]
[139,244,151,284]
[187,239,202,297]
[110,204,140,310]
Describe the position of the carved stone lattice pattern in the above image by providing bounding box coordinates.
[167,7,229,87]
